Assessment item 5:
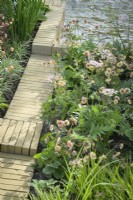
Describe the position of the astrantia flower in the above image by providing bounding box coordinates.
[113,99,119,105]
[81,96,88,105]
[99,87,118,96]
[47,75,55,83]
[89,60,103,68]
[83,50,91,57]
[119,88,125,94]
[89,152,96,159]
[118,54,126,61]
[117,61,124,68]
[114,96,120,101]
[57,80,66,87]
[10,47,14,52]
[127,99,132,104]
[125,88,131,94]
[72,150,77,156]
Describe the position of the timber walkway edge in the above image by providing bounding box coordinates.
[0,0,65,199]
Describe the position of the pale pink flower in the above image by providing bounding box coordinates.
[99,87,118,96]
[89,60,103,68]
[47,75,55,83]
[67,140,73,150]
[81,96,88,105]
[72,150,77,156]
[56,120,65,129]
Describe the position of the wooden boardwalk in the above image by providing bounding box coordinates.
[0,0,65,199]
[0,152,34,200]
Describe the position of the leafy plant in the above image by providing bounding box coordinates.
[30,158,133,200]
[0,0,49,41]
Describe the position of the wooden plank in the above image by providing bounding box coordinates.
[0,153,34,162]
[5,112,40,118]
[0,190,28,198]
[14,90,46,96]
[0,119,11,143]
[9,102,41,109]
[0,195,22,200]
[11,96,45,102]
[15,122,30,155]
[16,86,53,92]
[30,122,43,156]
[1,185,29,192]
[30,54,51,60]
[18,82,53,89]
[4,115,41,123]
[8,121,23,154]
[1,163,33,172]
[9,104,40,111]
[21,75,50,82]
[10,96,45,103]
[1,168,33,176]
[0,157,34,166]
[0,118,3,126]
[7,108,41,115]
[1,173,31,181]
[1,120,17,153]
[1,179,29,187]
[22,73,51,79]
[22,122,37,156]
[23,71,52,77]
[25,67,54,73]
[20,78,50,84]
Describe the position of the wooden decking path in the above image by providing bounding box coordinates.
[0,0,65,199]
[0,152,34,200]
[4,55,54,122]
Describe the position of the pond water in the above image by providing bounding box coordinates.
[63,0,133,43]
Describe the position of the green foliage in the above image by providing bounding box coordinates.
[30,159,133,200]
[76,105,123,140]
[0,0,49,41]
[0,58,23,113]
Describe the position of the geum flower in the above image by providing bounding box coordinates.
[56,120,70,129]
[67,140,73,150]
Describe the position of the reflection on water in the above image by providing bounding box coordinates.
[64,0,133,43]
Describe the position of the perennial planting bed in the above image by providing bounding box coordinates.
[0,0,65,199]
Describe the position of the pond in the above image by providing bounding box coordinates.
[64,0,133,43]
